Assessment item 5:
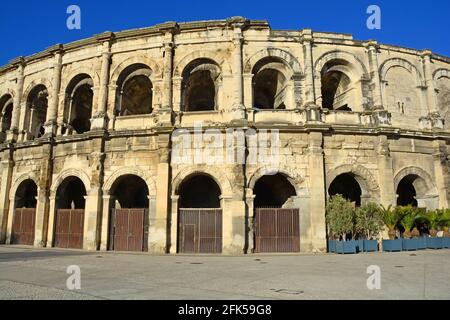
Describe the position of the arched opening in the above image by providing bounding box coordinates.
[253,173,299,253]
[108,175,149,252]
[328,173,362,207]
[54,176,86,249]
[64,74,93,135]
[116,64,153,116]
[252,57,290,110]
[25,85,48,139]
[396,174,428,207]
[177,174,222,253]
[182,59,220,112]
[0,94,13,142]
[11,179,37,245]
[320,60,353,111]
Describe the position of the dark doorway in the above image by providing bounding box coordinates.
[11,179,38,245]
[328,173,362,207]
[397,175,418,207]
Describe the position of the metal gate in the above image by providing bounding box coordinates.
[254,208,299,253]
[178,208,222,254]
[110,209,148,252]
[11,208,36,245]
[54,209,84,249]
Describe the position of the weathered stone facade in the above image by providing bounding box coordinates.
[0,17,449,254]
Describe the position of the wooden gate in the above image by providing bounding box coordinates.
[11,208,36,245]
[178,208,222,254]
[54,209,84,249]
[254,208,299,253]
[110,209,148,252]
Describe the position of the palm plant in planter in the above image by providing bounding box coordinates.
[326,195,356,254]
[399,206,420,251]
[355,203,383,252]
[424,210,444,249]
[381,205,402,252]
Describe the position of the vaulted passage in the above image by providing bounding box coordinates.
[116,64,153,116]
[253,174,299,253]
[396,174,425,207]
[328,173,362,207]
[253,57,289,110]
[182,59,220,112]
[178,174,222,253]
[320,60,353,111]
[108,175,149,252]
[25,85,48,139]
[11,179,37,245]
[54,177,86,249]
[0,94,13,142]
[64,74,93,134]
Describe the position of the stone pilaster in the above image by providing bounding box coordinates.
[307,132,326,252]
[365,41,383,110]
[44,45,63,135]
[376,135,396,207]
[169,195,179,253]
[0,149,14,244]
[91,33,113,130]
[157,32,175,126]
[432,140,450,208]
[301,29,315,106]
[7,58,25,142]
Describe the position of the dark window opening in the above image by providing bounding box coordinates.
[15,180,37,209]
[56,177,86,209]
[254,174,296,208]
[328,173,362,207]
[179,175,221,208]
[253,69,287,110]
[71,84,93,134]
[397,175,418,207]
[26,85,48,139]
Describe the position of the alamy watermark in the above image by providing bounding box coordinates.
[66,265,81,290]
[67,5,81,30]
[367,5,381,30]
[366,265,381,290]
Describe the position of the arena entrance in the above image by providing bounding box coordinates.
[54,177,86,249]
[396,174,421,207]
[11,179,37,245]
[328,173,362,207]
[108,175,149,252]
[178,175,222,254]
[253,174,299,253]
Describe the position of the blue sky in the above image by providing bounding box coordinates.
[0,0,449,66]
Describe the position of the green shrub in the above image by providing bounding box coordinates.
[355,202,383,240]
[326,195,355,240]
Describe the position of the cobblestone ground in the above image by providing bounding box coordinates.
[0,246,449,300]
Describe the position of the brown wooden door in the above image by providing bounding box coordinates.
[11,208,36,245]
[254,208,299,253]
[112,209,147,252]
[54,209,84,249]
[178,209,222,254]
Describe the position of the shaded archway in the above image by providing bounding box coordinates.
[328,173,362,207]
[108,174,149,252]
[253,173,299,253]
[64,74,93,134]
[177,174,222,253]
[25,85,48,139]
[0,94,13,142]
[11,179,37,245]
[115,64,153,116]
[320,60,353,111]
[54,176,86,249]
[252,57,289,110]
[181,58,220,112]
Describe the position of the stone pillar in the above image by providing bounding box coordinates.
[422,50,438,114]
[244,188,255,253]
[151,134,171,253]
[221,195,246,254]
[365,41,383,110]
[307,132,326,252]
[229,18,247,123]
[0,150,14,243]
[47,194,56,246]
[432,140,450,209]
[100,195,111,250]
[33,143,53,247]
[157,33,174,126]
[7,58,25,142]
[169,195,179,254]
[45,45,63,135]
[91,33,113,130]
[302,29,315,106]
[376,135,396,207]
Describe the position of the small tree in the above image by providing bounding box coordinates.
[381,204,401,239]
[355,202,383,240]
[326,194,354,241]
[399,205,419,239]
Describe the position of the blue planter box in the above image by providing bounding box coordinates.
[443,237,450,249]
[402,238,419,251]
[355,239,364,253]
[382,239,402,252]
[328,239,336,253]
[335,240,357,254]
[363,240,378,252]
[417,237,427,250]
[427,237,444,249]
